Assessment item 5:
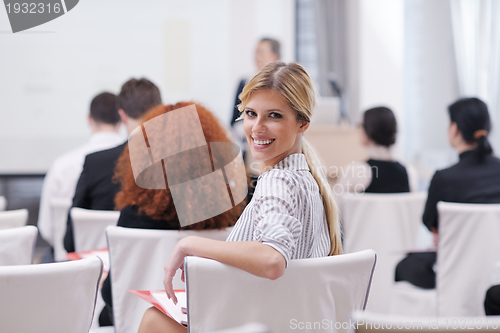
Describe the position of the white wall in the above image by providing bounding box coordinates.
[403,0,460,181]
[0,0,295,174]
[348,0,405,155]
[358,0,404,118]
[347,0,460,185]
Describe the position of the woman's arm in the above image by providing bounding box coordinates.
[163,236,286,304]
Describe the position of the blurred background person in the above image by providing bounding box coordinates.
[64,78,162,253]
[396,97,500,289]
[99,102,247,325]
[336,106,417,194]
[485,285,500,315]
[37,92,123,260]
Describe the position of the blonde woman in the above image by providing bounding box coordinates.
[138,62,342,332]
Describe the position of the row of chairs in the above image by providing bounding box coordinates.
[3,224,500,333]
[340,192,500,317]
[0,225,103,332]
[0,201,118,259]
[0,225,377,333]
[2,192,499,326]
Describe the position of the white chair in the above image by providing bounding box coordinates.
[51,197,72,261]
[185,250,377,333]
[391,202,500,317]
[437,202,500,317]
[106,225,234,333]
[70,208,119,331]
[0,257,103,333]
[389,281,437,317]
[340,192,427,313]
[89,328,115,333]
[71,207,120,252]
[0,196,6,211]
[351,311,500,332]
[208,323,272,333]
[0,209,29,230]
[0,225,38,265]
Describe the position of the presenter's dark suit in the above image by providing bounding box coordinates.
[230,78,246,126]
[63,143,127,253]
[396,150,500,288]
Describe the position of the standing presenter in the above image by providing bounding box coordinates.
[138,62,343,332]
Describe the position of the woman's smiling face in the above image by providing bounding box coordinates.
[243,89,309,170]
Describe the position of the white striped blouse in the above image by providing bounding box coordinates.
[226,153,331,264]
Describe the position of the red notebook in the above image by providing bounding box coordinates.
[129,289,187,326]
[66,248,110,272]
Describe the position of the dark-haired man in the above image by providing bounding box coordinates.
[64,78,162,253]
[38,92,123,251]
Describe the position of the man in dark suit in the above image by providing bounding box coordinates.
[64,78,162,253]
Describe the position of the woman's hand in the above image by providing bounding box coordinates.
[163,238,189,305]
[162,237,287,304]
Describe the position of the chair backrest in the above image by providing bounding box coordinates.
[341,192,427,253]
[0,257,102,333]
[71,207,120,252]
[0,196,6,211]
[51,197,72,261]
[351,311,500,332]
[437,202,500,317]
[0,209,29,230]
[106,226,233,333]
[0,225,38,265]
[340,192,427,313]
[186,249,377,333]
[207,323,272,333]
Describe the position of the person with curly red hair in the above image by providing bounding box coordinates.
[100,102,246,325]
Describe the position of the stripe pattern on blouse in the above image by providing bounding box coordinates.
[226,153,331,264]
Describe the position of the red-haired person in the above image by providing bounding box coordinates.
[100,102,246,325]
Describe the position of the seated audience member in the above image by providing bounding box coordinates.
[38,92,123,254]
[336,106,417,193]
[64,78,162,253]
[100,102,246,325]
[485,285,500,315]
[396,97,500,289]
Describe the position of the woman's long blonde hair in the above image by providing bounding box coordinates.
[237,62,342,256]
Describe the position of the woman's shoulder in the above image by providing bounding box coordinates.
[254,168,308,201]
[257,168,302,189]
